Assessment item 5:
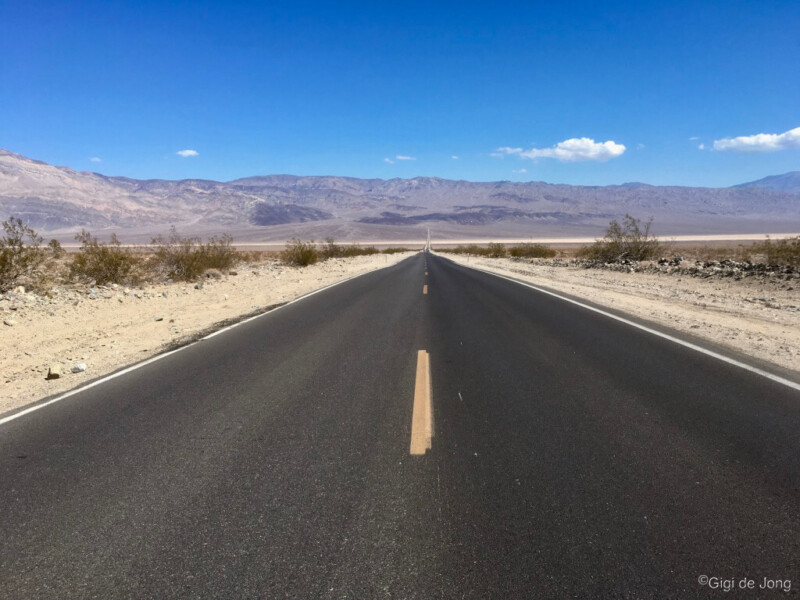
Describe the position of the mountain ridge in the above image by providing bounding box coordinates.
[1,149,798,241]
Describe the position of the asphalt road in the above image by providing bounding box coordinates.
[2,252,799,598]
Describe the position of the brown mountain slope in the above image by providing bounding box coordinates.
[1,149,798,241]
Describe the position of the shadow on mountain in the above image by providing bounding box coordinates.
[251,203,333,226]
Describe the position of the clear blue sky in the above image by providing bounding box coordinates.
[1,0,798,186]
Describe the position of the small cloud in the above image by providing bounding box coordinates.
[451,155,459,160]
[637,143,645,150]
[689,136,700,141]
[496,147,523,155]
[176,149,199,157]
[698,143,706,150]
[498,138,625,162]
[89,157,102,162]
[395,155,416,161]
[383,157,395,164]
[713,126,800,152]
[512,168,527,174]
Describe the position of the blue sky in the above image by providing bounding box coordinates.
[1,0,798,186]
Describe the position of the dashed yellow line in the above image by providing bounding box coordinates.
[423,284,428,295]
[409,350,433,455]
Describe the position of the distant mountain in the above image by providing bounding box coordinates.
[734,172,800,194]
[1,149,799,242]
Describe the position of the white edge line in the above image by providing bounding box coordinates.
[0,258,413,427]
[450,258,800,393]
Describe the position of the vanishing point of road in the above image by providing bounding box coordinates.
[2,253,799,598]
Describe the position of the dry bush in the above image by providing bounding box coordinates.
[70,230,143,285]
[239,250,278,265]
[508,243,556,258]
[578,215,662,262]
[281,239,319,266]
[0,217,47,292]
[487,242,507,258]
[685,245,753,263]
[753,236,800,267]
[439,244,489,256]
[320,238,379,259]
[381,247,411,254]
[150,227,238,281]
[48,238,65,258]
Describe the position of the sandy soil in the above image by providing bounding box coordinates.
[0,253,414,416]
[443,254,800,378]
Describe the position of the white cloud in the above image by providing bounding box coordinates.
[689,136,700,141]
[383,157,395,164]
[176,149,199,157]
[637,143,645,150]
[451,155,459,160]
[497,137,625,162]
[89,157,102,162]
[713,126,800,152]
[698,143,706,150]
[395,155,416,161]
[512,168,528,174]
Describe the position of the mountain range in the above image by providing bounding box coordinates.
[1,149,798,242]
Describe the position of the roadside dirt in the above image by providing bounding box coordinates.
[0,253,413,415]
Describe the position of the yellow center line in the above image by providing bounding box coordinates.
[422,284,428,295]
[409,350,433,455]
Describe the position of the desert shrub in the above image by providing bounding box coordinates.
[199,233,238,270]
[320,237,379,259]
[381,247,410,254]
[48,238,65,258]
[320,237,340,260]
[149,227,238,281]
[338,245,378,258]
[70,230,142,285]
[752,236,800,267]
[281,238,318,266]
[509,243,556,258]
[578,214,662,262]
[486,242,507,258]
[0,217,47,292]
[439,244,487,256]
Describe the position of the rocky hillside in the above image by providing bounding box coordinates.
[734,172,800,194]
[1,149,799,240]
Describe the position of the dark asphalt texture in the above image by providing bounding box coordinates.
[1,252,799,599]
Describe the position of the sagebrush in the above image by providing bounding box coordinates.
[578,215,662,262]
[320,237,379,259]
[150,228,238,281]
[0,217,47,292]
[70,230,143,285]
[281,239,319,266]
[509,243,557,258]
[752,236,800,267]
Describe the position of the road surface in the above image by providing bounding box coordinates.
[2,252,799,598]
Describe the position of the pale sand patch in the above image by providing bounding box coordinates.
[443,254,800,378]
[0,253,414,416]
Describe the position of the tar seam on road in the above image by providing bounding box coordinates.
[451,259,800,393]
[410,350,433,455]
[0,263,407,427]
